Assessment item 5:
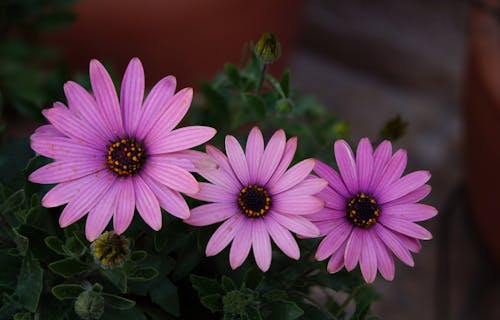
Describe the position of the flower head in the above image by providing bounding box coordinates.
[312,138,437,283]
[90,231,129,269]
[185,127,326,271]
[29,58,216,241]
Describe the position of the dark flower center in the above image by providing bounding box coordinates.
[345,193,380,228]
[107,138,146,176]
[238,185,271,218]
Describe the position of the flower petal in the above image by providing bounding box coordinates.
[246,127,265,183]
[198,165,241,192]
[206,144,232,173]
[147,126,216,155]
[270,211,320,237]
[113,178,135,234]
[89,59,124,136]
[372,232,395,281]
[31,136,104,160]
[372,149,407,195]
[185,203,239,226]
[316,186,347,210]
[270,159,315,194]
[136,75,176,140]
[146,159,199,194]
[272,194,324,215]
[314,218,348,236]
[229,221,253,269]
[368,140,392,190]
[315,221,352,261]
[334,140,358,194]
[206,215,244,256]
[32,124,64,138]
[264,216,300,259]
[257,129,286,186]
[274,178,328,197]
[266,136,298,187]
[226,135,250,185]
[385,184,432,206]
[188,182,236,203]
[134,175,162,230]
[377,171,431,204]
[252,219,272,271]
[359,231,377,283]
[382,203,438,222]
[29,160,106,184]
[307,207,345,222]
[85,182,118,241]
[41,173,98,208]
[121,58,144,135]
[142,174,191,219]
[327,241,347,273]
[313,160,350,198]
[374,224,414,266]
[356,138,374,192]
[344,227,363,271]
[378,216,432,240]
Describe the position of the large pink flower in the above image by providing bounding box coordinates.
[29,58,216,241]
[185,127,326,272]
[312,138,437,283]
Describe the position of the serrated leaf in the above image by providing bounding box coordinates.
[264,301,303,320]
[51,284,84,300]
[44,236,65,255]
[102,293,136,310]
[13,253,43,312]
[48,258,89,278]
[128,267,159,281]
[190,274,224,296]
[200,294,223,313]
[149,278,179,317]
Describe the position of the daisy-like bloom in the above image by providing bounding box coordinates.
[29,58,216,241]
[312,138,437,283]
[184,127,326,272]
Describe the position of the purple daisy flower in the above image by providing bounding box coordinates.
[311,138,437,283]
[29,58,216,241]
[184,127,326,272]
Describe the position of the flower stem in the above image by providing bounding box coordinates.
[256,63,268,94]
[334,284,365,318]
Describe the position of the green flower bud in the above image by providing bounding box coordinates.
[255,32,281,64]
[90,231,129,269]
[74,290,105,320]
[275,98,294,113]
[222,289,257,316]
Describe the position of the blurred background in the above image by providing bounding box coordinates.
[1,0,499,318]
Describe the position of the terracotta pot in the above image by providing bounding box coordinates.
[43,0,302,86]
[464,0,500,264]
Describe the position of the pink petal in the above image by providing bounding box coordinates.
[185,203,239,226]
[229,221,253,269]
[206,215,244,256]
[385,184,432,206]
[399,234,422,253]
[315,221,352,261]
[381,203,438,221]
[270,159,315,194]
[356,138,374,192]
[372,149,407,195]
[120,58,144,135]
[344,228,363,271]
[134,175,162,230]
[246,127,264,183]
[142,174,190,219]
[85,182,118,241]
[147,126,216,155]
[313,160,350,198]
[29,160,106,184]
[316,186,347,210]
[59,171,116,227]
[146,159,199,194]
[89,59,124,136]
[188,182,236,203]
[145,88,193,141]
[33,124,64,138]
[148,154,196,172]
[252,219,272,271]
[359,231,377,283]
[378,216,432,240]
[368,141,392,190]
[308,208,345,222]
[334,140,358,194]
[272,194,325,215]
[206,144,232,173]
[274,178,327,197]
[113,178,135,234]
[167,150,217,173]
[41,173,97,208]
[136,75,176,140]
[225,135,250,185]
[31,136,104,160]
[314,218,347,236]
[327,241,347,273]
[372,233,395,281]
[264,216,300,259]
[64,81,109,138]
[197,165,241,192]
[377,171,431,204]
[257,129,286,186]
[374,224,414,266]
[270,211,319,237]
[42,103,105,148]
[266,136,298,187]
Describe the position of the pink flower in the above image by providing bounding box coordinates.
[312,138,437,283]
[185,127,326,271]
[29,58,216,241]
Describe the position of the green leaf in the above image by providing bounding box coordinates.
[44,236,65,255]
[224,63,240,87]
[0,189,25,215]
[280,69,290,97]
[264,301,303,320]
[102,293,136,310]
[12,228,28,256]
[13,253,43,312]
[101,307,147,320]
[221,275,237,292]
[128,267,159,282]
[200,294,223,313]
[190,274,224,296]
[48,258,89,278]
[352,286,379,319]
[129,250,147,262]
[246,307,263,320]
[0,249,21,289]
[263,290,287,302]
[242,93,266,118]
[102,269,127,293]
[243,267,263,290]
[51,284,84,300]
[13,312,31,320]
[149,278,179,317]
[62,236,86,257]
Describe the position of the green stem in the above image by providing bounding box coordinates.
[256,63,268,94]
[334,284,365,318]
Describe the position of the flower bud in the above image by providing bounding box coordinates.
[90,231,129,269]
[74,290,105,320]
[255,32,281,64]
[275,98,294,113]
